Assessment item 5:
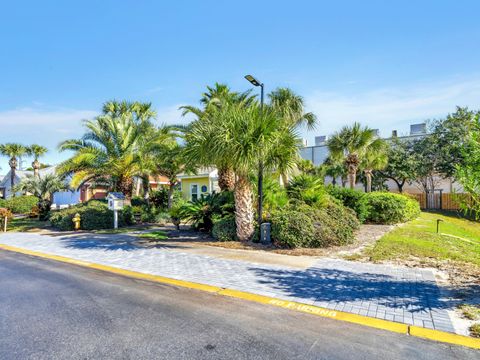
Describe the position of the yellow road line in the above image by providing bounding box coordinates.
[1,243,479,350]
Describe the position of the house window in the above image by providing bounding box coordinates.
[201,185,208,193]
[190,184,198,201]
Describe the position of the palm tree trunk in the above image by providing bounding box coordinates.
[32,159,40,178]
[234,175,254,241]
[218,167,235,191]
[365,170,372,192]
[167,183,175,209]
[348,166,357,189]
[9,157,17,197]
[117,176,133,199]
[281,173,289,188]
[142,175,150,201]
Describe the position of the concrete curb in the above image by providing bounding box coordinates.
[1,243,479,350]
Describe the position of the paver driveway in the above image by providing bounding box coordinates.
[0,231,455,333]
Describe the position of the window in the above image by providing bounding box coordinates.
[201,185,208,193]
[190,184,198,201]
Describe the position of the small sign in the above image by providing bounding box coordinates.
[107,192,125,211]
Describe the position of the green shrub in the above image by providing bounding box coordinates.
[149,189,169,209]
[212,217,237,241]
[361,192,420,224]
[131,196,148,207]
[270,201,359,248]
[326,186,369,222]
[4,195,39,214]
[270,209,315,248]
[49,201,130,231]
[287,174,329,207]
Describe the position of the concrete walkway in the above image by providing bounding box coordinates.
[0,232,456,333]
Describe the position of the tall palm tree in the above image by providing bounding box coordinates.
[0,143,28,194]
[185,102,300,241]
[58,113,142,198]
[180,83,255,191]
[361,145,388,192]
[268,88,317,185]
[327,123,385,189]
[27,144,48,178]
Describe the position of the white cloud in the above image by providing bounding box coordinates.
[154,104,194,127]
[304,77,480,140]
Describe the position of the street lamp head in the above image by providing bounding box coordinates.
[244,74,262,87]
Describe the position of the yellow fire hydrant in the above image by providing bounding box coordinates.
[72,213,81,231]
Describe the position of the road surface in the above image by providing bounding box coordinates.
[0,250,477,359]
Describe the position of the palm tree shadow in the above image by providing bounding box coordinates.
[248,266,459,313]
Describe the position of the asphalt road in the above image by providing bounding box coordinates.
[0,251,478,360]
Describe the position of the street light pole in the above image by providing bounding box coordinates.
[244,75,265,243]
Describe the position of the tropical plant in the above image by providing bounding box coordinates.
[327,123,386,189]
[13,173,71,220]
[57,101,159,198]
[181,84,256,191]
[287,174,328,207]
[184,102,301,241]
[323,156,347,187]
[0,143,28,193]
[361,142,388,192]
[27,144,48,178]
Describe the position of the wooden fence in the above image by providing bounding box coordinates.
[409,193,467,210]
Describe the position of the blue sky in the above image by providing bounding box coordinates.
[1,1,480,171]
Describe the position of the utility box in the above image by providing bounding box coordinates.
[107,192,125,211]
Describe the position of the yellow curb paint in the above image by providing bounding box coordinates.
[409,326,480,350]
[1,243,479,350]
[219,289,407,334]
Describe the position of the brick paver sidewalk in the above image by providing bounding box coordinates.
[0,232,455,333]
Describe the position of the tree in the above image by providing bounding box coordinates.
[180,83,255,191]
[411,135,443,195]
[185,102,300,241]
[379,138,418,192]
[327,123,385,189]
[0,143,28,195]
[361,143,388,192]
[454,115,480,219]
[13,173,70,220]
[27,144,48,178]
[323,156,347,187]
[58,103,148,198]
[430,107,480,179]
[268,88,317,185]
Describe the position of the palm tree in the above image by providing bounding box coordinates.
[27,144,48,178]
[180,83,255,191]
[14,173,70,220]
[185,102,300,241]
[0,143,28,194]
[327,123,385,189]
[361,145,388,192]
[323,156,347,186]
[57,110,144,198]
[268,88,317,185]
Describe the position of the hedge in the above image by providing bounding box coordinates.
[326,186,370,222]
[49,200,133,231]
[212,217,237,241]
[270,201,359,248]
[0,195,38,214]
[361,192,420,224]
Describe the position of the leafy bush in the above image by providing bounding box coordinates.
[326,186,370,222]
[3,195,39,214]
[149,189,169,209]
[270,201,359,248]
[361,192,420,224]
[287,174,329,207]
[49,201,131,230]
[212,217,237,241]
[179,192,234,231]
[270,209,315,248]
[131,196,148,207]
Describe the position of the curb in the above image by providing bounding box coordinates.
[0,243,479,350]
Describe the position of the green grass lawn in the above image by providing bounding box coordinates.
[4,217,50,232]
[137,231,169,240]
[365,211,480,266]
